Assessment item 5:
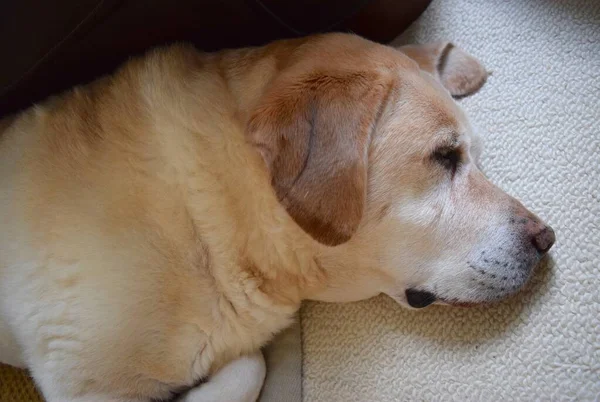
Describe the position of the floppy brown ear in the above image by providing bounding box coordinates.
[398,42,488,97]
[247,71,389,246]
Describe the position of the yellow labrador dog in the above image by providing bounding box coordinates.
[0,33,554,401]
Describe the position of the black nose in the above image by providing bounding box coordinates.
[405,289,436,308]
[532,226,556,254]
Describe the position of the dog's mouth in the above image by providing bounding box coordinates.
[405,288,437,308]
[405,288,481,308]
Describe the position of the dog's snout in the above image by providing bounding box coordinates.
[532,225,555,254]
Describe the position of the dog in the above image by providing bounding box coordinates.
[0,33,555,401]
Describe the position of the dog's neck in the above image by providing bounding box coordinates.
[238,203,391,306]
[307,242,393,303]
[239,226,390,307]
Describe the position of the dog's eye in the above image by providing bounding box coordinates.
[432,147,461,174]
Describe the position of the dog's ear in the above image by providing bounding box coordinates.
[247,71,389,246]
[398,42,487,97]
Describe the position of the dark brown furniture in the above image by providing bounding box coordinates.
[0,0,431,117]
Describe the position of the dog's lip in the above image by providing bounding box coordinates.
[436,297,494,308]
[437,299,479,308]
[400,289,491,309]
[405,288,437,308]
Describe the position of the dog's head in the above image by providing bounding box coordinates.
[247,34,555,308]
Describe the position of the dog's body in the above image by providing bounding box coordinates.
[0,34,554,401]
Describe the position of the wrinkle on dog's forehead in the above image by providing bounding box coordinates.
[378,84,465,149]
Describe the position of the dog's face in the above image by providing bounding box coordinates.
[248,34,555,308]
[361,67,555,309]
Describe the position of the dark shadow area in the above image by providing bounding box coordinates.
[0,0,432,117]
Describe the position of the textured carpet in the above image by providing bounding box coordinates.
[301,0,600,401]
[0,364,43,402]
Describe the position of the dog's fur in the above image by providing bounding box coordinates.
[0,34,554,401]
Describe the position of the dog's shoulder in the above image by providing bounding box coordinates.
[0,38,314,397]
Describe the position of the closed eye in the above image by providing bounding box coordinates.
[432,147,461,176]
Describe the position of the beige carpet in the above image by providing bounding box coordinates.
[301,0,600,400]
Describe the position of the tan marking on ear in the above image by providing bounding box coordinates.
[247,70,391,246]
[438,44,488,97]
[398,42,488,97]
